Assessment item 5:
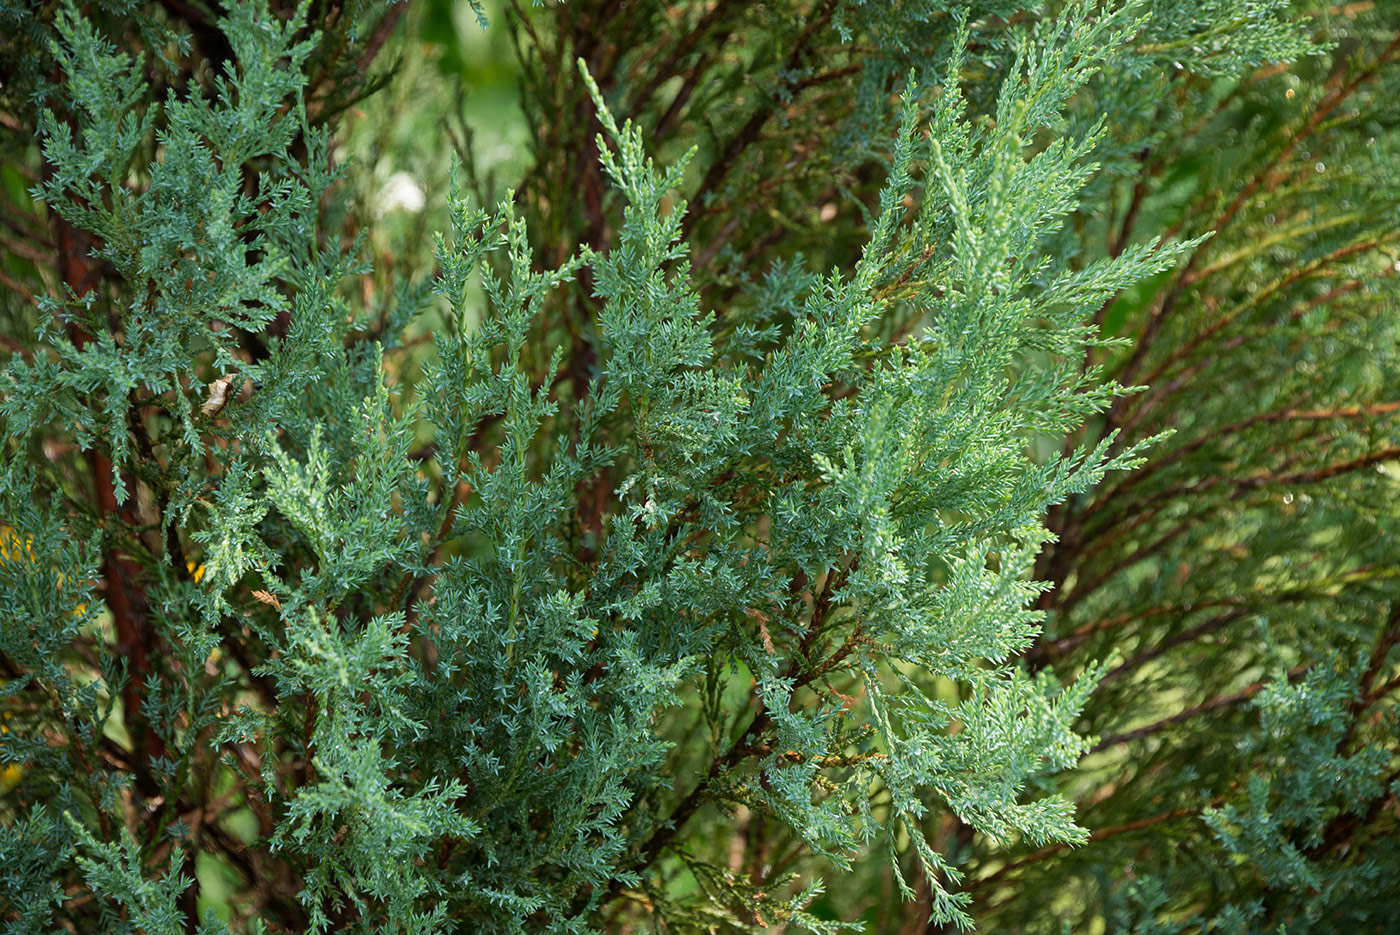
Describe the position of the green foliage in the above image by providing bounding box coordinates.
[943,4,1400,932]
[0,1,1396,934]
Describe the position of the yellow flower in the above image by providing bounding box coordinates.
[2,524,89,615]
[0,712,22,794]
[0,532,200,796]
[0,524,34,563]
[5,524,202,589]
[1,539,34,793]
[0,764,21,793]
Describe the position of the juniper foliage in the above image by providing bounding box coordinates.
[969,6,1400,932]
[0,2,1396,934]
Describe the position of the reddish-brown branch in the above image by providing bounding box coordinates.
[1230,445,1400,492]
[1109,166,1151,261]
[1135,243,1383,402]
[681,0,840,238]
[1088,394,1396,521]
[1337,604,1400,755]
[88,449,162,759]
[602,557,857,908]
[1056,441,1400,617]
[624,0,741,126]
[1098,608,1251,687]
[0,267,37,310]
[1310,765,1400,859]
[1052,513,1195,616]
[356,2,408,75]
[56,211,166,772]
[1108,33,1400,408]
[1040,272,1378,610]
[1093,664,1312,753]
[1026,597,1247,671]
[1365,671,1400,706]
[971,802,1219,894]
[610,699,774,901]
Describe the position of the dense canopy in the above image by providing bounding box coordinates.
[0,2,1397,933]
